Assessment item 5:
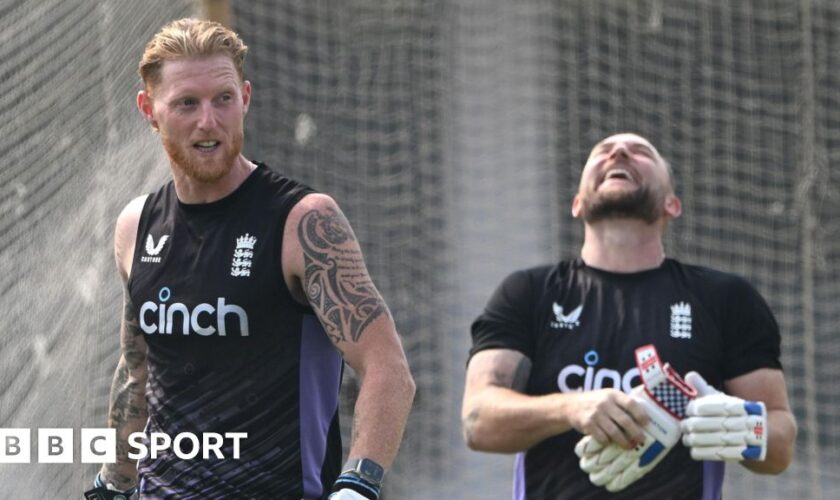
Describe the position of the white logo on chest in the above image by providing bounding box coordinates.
[557,350,640,393]
[139,287,249,336]
[141,234,169,263]
[231,233,257,277]
[550,303,583,330]
[670,301,692,339]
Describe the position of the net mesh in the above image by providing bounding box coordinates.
[0,0,838,498]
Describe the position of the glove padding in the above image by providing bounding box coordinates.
[680,371,767,461]
[83,473,139,500]
[329,489,370,500]
[575,385,683,492]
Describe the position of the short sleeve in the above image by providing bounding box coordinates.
[721,275,783,380]
[469,268,541,362]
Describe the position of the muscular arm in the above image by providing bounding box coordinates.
[462,349,648,453]
[285,194,415,469]
[725,368,796,474]
[100,293,149,489]
[99,196,149,490]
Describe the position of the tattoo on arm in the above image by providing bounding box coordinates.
[298,206,388,345]
[511,357,532,392]
[462,407,481,443]
[103,292,148,488]
[486,355,532,392]
[463,352,531,443]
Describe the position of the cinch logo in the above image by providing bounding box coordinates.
[139,287,249,336]
[557,350,640,393]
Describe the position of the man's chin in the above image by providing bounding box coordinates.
[597,181,638,193]
[581,191,661,224]
[584,212,659,225]
[175,153,238,183]
[186,164,231,183]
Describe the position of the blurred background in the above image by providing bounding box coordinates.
[1,0,838,498]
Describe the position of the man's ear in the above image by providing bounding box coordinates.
[571,194,582,218]
[664,194,682,219]
[241,80,252,114]
[137,90,158,130]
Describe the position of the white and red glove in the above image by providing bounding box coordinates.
[329,490,369,500]
[575,345,697,492]
[83,472,139,500]
[680,371,767,461]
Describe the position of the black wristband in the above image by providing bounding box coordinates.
[332,472,381,500]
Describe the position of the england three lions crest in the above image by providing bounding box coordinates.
[670,301,692,339]
[231,233,257,277]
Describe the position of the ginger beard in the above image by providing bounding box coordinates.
[161,125,244,183]
[579,183,665,225]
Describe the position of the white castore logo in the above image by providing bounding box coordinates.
[670,301,692,339]
[231,233,257,277]
[550,303,583,330]
[141,234,169,263]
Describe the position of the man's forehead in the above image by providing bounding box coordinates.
[161,55,237,77]
[595,133,656,151]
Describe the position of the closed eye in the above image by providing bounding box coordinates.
[629,144,656,158]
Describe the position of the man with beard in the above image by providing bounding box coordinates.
[461,133,796,499]
[88,18,414,500]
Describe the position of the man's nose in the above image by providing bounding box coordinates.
[608,143,630,160]
[197,102,217,129]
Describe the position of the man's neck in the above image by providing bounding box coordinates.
[579,219,666,273]
[171,155,256,204]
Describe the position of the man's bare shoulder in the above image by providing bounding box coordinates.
[286,192,339,223]
[115,195,149,280]
[116,195,149,226]
[283,192,344,263]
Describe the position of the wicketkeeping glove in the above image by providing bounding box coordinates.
[575,344,697,492]
[680,371,767,461]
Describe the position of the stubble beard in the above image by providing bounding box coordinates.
[580,185,663,225]
[163,128,244,184]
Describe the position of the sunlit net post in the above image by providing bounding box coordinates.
[0,1,838,498]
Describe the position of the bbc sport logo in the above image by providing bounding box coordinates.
[0,428,247,463]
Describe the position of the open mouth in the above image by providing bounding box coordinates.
[194,140,221,152]
[600,168,635,186]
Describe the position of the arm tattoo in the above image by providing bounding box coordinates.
[122,293,145,369]
[511,357,532,392]
[487,356,532,392]
[298,206,388,344]
[103,292,148,488]
[463,407,481,443]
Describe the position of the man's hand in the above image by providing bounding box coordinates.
[575,345,696,492]
[567,389,650,449]
[575,384,683,492]
[681,371,768,461]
